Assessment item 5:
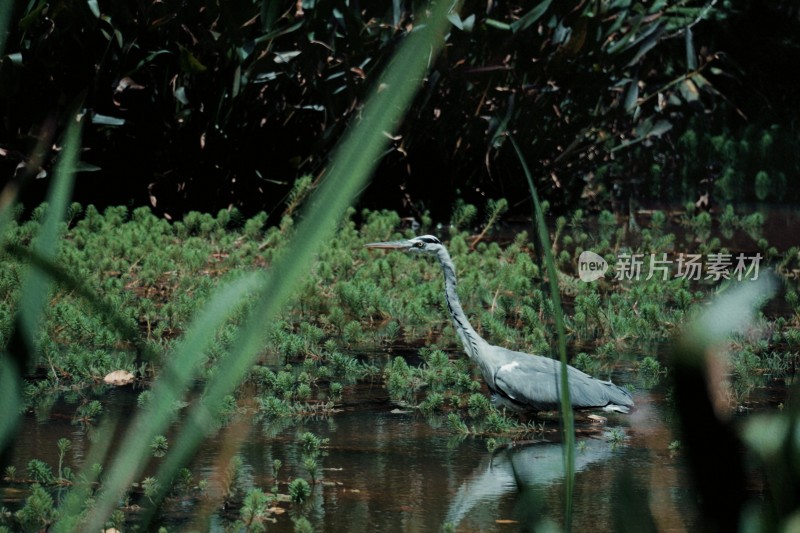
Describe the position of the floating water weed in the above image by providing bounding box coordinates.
[638,356,663,376]
[72,400,102,425]
[293,516,314,533]
[26,459,54,485]
[56,438,71,483]
[466,393,492,416]
[15,484,57,532]
[303,457,319,485]
[141,476,160,504]
[573,353,597,374]
[484,410,520,435]
[258,396,292,419]
[239,488,272,533]
[419,392,445,413]
[607,428,626,445]
[299,432,328,455]
[328,382,343,402]
[150,436,169,458]
[447,413,470,434]
[288,478,311,504]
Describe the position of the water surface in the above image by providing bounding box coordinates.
[2,373,701,532]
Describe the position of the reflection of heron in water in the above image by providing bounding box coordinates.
[445,437,617,529]
[366,236,633,413]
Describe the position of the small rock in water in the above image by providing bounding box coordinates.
[103,370,135,386]
[587,414,607,425]
[390,408,410,414]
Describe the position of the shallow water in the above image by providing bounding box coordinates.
[0,367,709,532]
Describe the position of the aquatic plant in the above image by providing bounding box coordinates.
[56,438,71,483]
[141,477,160,505]
[298,432,328,455]
[303,457,319,486]
[447,413,470,435]
[607,428,626,445]
[150,436,169,458]
[288,478,311,504]
[638,356,663,376]
[15,484,57,532]
[170,468,193,497]
[239,488,271,533]
[293,516,314,533]
[271,460,282,492]
[72,400,102,425]
[26,459,54,485]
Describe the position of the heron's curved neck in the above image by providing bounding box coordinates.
[435,247,485,360]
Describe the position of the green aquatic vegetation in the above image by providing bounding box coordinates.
[170,468,194,497]
[259,396,293,419]
[470,198,509,247]
[271,459,282,491]
[607,428,626,446]
[298,431,328,455]
[303,457,319,485]
[483,409,529,436]
[56,438,71,483]
[141,476,161,504]
[450,199,478,232]
[14,484,57,532]
[419,392,446,413]
[384,348,480,411]
[150,436,169,458]
[466,393,492,416]
[328,382,343,402]
[447,413,470,434]
[293,516,314,533]
[573,352,598,374]
[26,459,54,485]
[288,478,311,504]
[239,488,272,533]
[638,356,663,376]
[72,400,102,425]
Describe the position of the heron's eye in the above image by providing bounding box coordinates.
[414,242,424,248]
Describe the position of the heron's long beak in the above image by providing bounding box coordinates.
[364,240,411,250]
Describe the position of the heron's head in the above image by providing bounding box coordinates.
[365,234,443,256]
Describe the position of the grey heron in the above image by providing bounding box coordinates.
[366,235,634,413]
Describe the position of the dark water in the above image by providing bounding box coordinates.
[1,372,703,532]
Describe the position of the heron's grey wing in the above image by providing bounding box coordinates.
[491,351,564,410]
[492,348,630,410]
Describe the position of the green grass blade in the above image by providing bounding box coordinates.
[0,358,21,456]
[1,117,82,459]
[508,134,575,530]
[17,118,82,364]
[82,2,454,528]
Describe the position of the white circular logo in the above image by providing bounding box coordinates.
[578,251,608,282]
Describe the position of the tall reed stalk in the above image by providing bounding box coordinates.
[508,134,575,530]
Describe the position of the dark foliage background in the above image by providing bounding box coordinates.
[1,0,798,221]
